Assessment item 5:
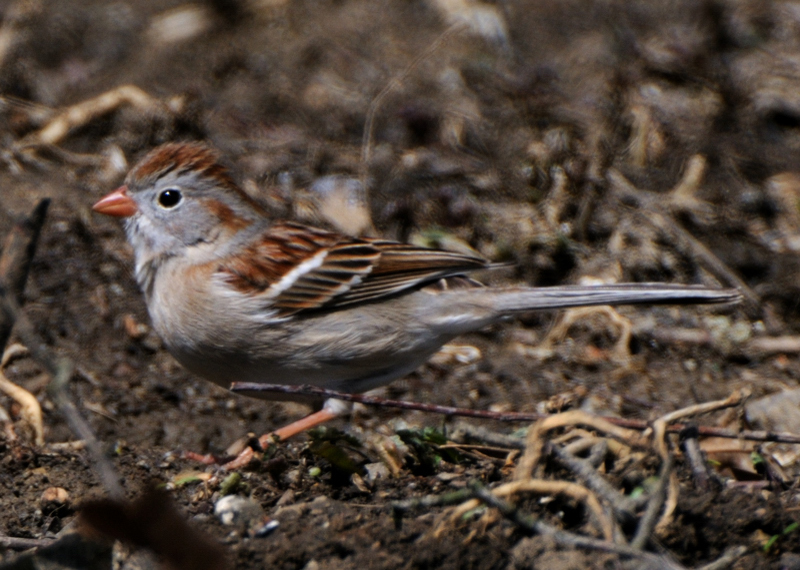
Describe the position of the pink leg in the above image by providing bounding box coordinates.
[182,400,346,469]
[259,407,341,448]
[220,406,341,471]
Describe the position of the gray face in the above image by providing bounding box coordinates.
[124,168,254,262]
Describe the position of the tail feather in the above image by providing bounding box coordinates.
[485,283,742,314]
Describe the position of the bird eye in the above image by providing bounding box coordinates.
[157,189,182,209]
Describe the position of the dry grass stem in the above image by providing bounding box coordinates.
[0,533,56,551]
[466,482,683,568]
[538,305,633,365]
[631,456,673,550]
[648,391,744,534]
[560,435,605,457]
[451,423,527,449]
[542,166,569,230]
[550,444,637,524]
[0,342,27,367]
[19,85,171,148]
[696,546,748,570]
[0,366,43,446]
[514,410,645,482]
[669,155,708,207]
[361,23,465,184]
[451,479,614,541]
[652,390,745,458]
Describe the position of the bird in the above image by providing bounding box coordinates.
[93,141,741,465]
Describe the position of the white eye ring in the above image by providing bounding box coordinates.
[157,188,182,209]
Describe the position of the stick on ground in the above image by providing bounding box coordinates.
[0,198,49,351]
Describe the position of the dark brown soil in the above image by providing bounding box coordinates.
[2,1,800,568]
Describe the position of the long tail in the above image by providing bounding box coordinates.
[484,283,742,314]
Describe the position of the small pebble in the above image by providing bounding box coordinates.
[214,495,269,537]
[40,487,70,514]
[364,462,390,484]
[275,489,295,507]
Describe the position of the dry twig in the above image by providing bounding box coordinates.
[0,199,49,350]
[563,437,608,467]
[466,481,684,568]
[745,335,800,356]
[450,479,613,541]
[514,410,646,482]
[0,533,55,551]
[535,305,633,365]
[652,391,745,459]
[696,546,747,570]
[19,85,170,148]
[232,382,800,445]
[550,443,638,525]
[681,425,712,491]
[650,391,744,534]
[0,366,43,446]
[630,455,673,550]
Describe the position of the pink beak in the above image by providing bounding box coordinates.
[93,185,138,218]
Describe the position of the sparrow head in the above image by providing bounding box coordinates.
[93,142,264,261]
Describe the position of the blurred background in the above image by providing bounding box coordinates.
[2,0,800,568]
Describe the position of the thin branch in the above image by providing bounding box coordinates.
[391,488,473,516]
[232,381,546,421]
[449,479,614,541]
[0,367,43,446]
[230,383,800,444]
[630,455,673,550]
[0,198,49,352]
[680,425,711,491]
[18,85,168,148]
[451,423,530,449]
[517,411,647,478]
[0,533,55,550]
[467,481,684,568]
[551,444,638,524]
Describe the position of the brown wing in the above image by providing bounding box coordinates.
[337,240,489,306]
[219,222,489,317]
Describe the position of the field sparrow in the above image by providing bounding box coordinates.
[93,142,740,462]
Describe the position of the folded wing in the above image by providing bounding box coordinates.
[219,222,489,317]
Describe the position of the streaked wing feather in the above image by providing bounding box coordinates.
[331,244,488,307]
[221,222,341,291]
[219,222,489,316]
[272,242,380,311]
